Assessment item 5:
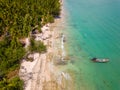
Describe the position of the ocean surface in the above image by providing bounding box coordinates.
[61,0,120,90]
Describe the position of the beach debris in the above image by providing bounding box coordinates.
[54,56,67,65]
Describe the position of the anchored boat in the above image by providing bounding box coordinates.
[91,58,109,63]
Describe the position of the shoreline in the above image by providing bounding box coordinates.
[19,22,64,90]
[19,1,74,89]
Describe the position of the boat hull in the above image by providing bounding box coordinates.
[91,58,109,63]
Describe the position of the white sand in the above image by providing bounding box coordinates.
[19,1,74,90]
[25,38,30,48]
[19,23,62,90]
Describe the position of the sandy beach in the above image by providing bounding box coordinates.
[19,16,72,90]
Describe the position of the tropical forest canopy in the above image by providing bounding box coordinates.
[0,0,60,89]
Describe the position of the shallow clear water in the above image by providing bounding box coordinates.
[62,0,120,90]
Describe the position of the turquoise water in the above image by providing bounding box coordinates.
[63,0,120,90]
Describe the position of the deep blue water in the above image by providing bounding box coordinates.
[63,0,120,90]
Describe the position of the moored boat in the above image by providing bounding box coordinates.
[91,58,109,63]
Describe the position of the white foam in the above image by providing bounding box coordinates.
[61,34,66,61]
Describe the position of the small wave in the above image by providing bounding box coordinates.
[61,72,71,80]
[61,33,66,61]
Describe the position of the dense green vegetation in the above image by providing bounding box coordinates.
[0,76,24,90]
[0,35,26,90]
[0,0,60,38]
[29,38,46,53]
[0,0,60,89]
